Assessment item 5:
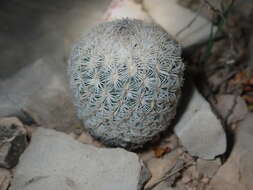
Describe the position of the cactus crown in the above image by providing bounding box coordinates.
[68,19,184,148]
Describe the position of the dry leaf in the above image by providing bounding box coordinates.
[153,147,171,158]
[231,71,253,86]
[231,71,247,84]
[244,86,253,92]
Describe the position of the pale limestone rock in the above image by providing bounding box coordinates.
[143,0,216,48]
[104,0,152,22]
[0,58,80,133]
[174,86,226,159]
[208,114,253,190]
[0,168,12,190]
[10,127,150,190]
[214,95,248,125]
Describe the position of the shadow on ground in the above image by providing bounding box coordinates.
[0,0,110,79]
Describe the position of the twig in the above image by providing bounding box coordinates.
[175,4,203,37]
[145,161,194,190]
[224,94,239,125]
[206,69,238,99]
[176,0,226,38]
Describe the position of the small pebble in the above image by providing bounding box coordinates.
[182,175,191,184]
[201,177,210,184]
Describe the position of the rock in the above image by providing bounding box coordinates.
[174,85,227,159]
[196,158,221,178]
[182,175,191,184]
[10,127,150,190]
[0,117,27,168]
[143,0,216,48]
[0,168,12,190]
[0,58,80,133]
[208,113,253,190]
[214,95,248,125]
[103,0,152,22]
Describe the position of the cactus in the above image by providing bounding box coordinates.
[68,19,184,149]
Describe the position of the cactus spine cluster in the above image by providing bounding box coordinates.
[68,19,184,149]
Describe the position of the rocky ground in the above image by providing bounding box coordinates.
[1,0,253,190]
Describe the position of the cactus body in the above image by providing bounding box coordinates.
[68,19,184,149]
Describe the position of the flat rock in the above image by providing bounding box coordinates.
[0,58,80,133]
[208,113,253,190]
[174,86,227,159]
[10,127,150,190]
[0,168,12,190]
[143,0,216,48]
[214,95,248,125]
[0,117,27,168]
[103,0,152,22]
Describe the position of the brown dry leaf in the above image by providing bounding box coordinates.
[153,147,171,158]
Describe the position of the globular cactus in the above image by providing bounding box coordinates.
[68,19,184,149]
